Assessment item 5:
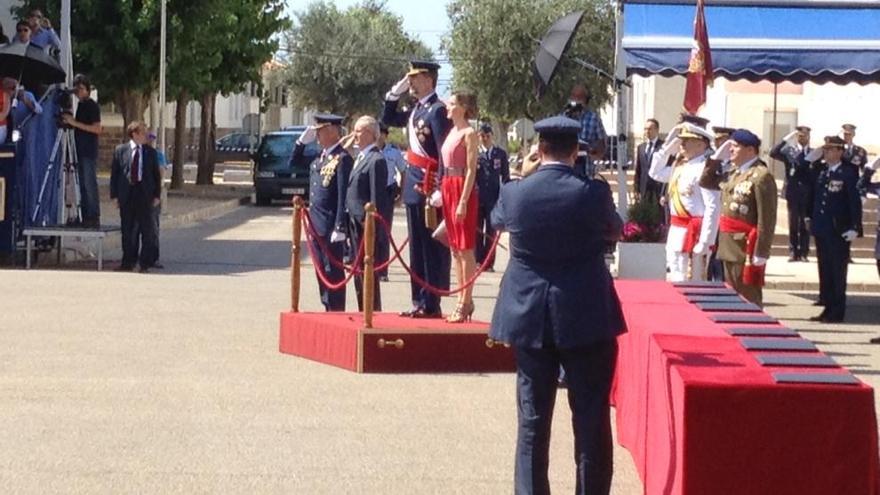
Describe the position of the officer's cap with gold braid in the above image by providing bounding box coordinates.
[406,60,441,77]
[678,122,714,142]
[313,113,344,129]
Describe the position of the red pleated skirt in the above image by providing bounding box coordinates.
[441,176,478,251]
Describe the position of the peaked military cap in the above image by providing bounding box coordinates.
[406,60,441,77]
[796,125,811,133]
[679,113,710,129]
[823,135,846,149]
[841,123,857,132]
[712,126,736,137]
[678,122,714,142]
[731,129,761,148]
[313,113,344,129]
[534,116,580,136]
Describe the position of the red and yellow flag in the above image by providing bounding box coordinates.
[684,0,713,113]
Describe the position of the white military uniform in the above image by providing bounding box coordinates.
[649,126,721,282]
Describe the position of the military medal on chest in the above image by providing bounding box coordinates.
[417,118,431,144]
[320,155,340,187]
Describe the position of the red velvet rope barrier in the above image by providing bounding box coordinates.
[301,214,364,290]
[301,208,409,274]
[372,212,502,296]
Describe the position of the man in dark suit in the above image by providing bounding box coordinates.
[489,116,625,495]
[807,136,861,323]
[382,60,452,318]
[110,121,161,272]
[633,118,664,202]
[345,116,388,311]
[770,125,814,261]
[290,113,353,311]
[475,122,509,271]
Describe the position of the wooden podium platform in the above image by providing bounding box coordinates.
[279,312,516,373]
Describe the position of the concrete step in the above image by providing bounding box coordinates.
[770,245,875,258]
[773,233,876,249]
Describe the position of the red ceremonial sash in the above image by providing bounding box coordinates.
[719,215,764,286]
[405,150,440,195]
[670,214,703,254]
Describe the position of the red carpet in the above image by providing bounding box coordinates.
[279,312,515,373]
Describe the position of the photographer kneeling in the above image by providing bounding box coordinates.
[62,74,102,228]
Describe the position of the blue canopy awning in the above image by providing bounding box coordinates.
[623,1,880,84]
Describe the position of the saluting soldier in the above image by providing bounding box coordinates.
[841,124,868,173]
[770,126,814,262]
[476,122,510,271]
[807,136,861,323]
[703,130,777,306]
[649,121,721,282]
[290,113,353,312]
[382,60,452,318]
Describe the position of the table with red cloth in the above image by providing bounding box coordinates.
[612,280,879,495]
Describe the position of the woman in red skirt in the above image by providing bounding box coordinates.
[440,92,479,322]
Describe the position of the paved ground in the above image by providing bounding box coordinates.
[2,204,879,494]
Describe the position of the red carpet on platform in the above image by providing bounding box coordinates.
[279,312,515,373]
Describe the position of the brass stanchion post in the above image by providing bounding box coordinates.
[363,203,376,328]
[291,196,303,312]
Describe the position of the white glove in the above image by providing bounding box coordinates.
[429,190,443,208]
[841,230,857,242]
[330,230,346,243]
[752,256,768,267]
[783,130,799,145]
[385,76,410,101]
[711,140,734,162]
[297,126,317,145]
[692,242,709,255]
[805,147,823,162]
[660,137,682,156]
[868,157,879,171]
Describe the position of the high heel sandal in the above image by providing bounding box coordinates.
[446,301,475,323]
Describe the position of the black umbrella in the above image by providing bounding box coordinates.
[0,42,66,88]
[532,10,584,99]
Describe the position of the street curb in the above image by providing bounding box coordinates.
[57,195,251,264]
[766,280,880,294]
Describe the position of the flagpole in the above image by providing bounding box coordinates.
[159,0,168,206]
[614,0,629,219]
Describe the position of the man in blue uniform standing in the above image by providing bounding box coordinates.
[382,60,452,318]
[489,116,625,494]
[476,123,509,272]
[807,136,861,323]
[770,125,814,262]
[290,114,353,312]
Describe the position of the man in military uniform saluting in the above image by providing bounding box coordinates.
[290,114,353,312]
[704,130,777,306]
[842,124,867,173]
[770,126,814,262]
[649,121,721,282]
[807,136,861,323]
[382,60,452,318]
[476,122,509,272]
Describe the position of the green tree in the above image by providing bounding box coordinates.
[444,0,615,145]
[283,0,432,119]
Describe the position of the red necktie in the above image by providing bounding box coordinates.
[131,146,140,183]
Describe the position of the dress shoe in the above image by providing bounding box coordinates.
[411,308,443,319]
[399,308,420,318]
[114,264,135,272]
[812,300,824,306]
[152,262,165,269]
[788,255,798,262]
[869,336,880,344]
[822,316,844,323]
[808,314,827,322]
[138,266,150,273]
[801,256,809,263]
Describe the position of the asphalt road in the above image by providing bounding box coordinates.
[2,204,878,494]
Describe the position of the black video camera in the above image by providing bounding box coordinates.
[54,87,75,129]
[563,100,584,120]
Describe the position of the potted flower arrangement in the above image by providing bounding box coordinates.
[617,198,667,279]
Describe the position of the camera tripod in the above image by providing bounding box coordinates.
[32,126,79,225]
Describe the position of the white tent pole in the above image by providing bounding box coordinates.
[61,0,72,85]
[159,0,168,204]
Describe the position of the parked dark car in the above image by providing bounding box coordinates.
[215,132,257,163]
[252,130,319,206]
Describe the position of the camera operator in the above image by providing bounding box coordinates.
[62,74,103,228]
[567,84,607,177]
